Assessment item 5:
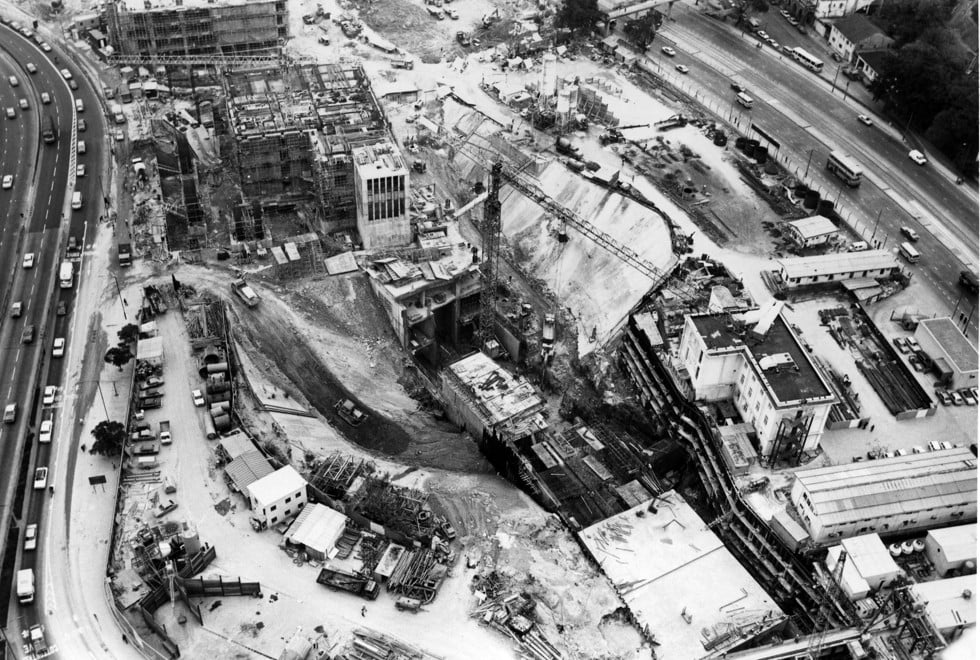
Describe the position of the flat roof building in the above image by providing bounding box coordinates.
[910,575,977,638]
[104,0,288,59]
[578,491,785,658]
[774,250,899,288]
[678,302,837,459]
[352,141,411,250]
[785,215,839,247]
[246,465,309,531]
[924,524,977,577]
[791,448,978,544]
[284,503,347,561]
[440,352,546,442]
[825,534,904,600]
[914,317,978,391]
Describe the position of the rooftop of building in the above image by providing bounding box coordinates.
[777,250,898,279]
[856,48,891,72]
[910,575,978,630]
[225,449,274,494]
[447,352,545,429]
[225,63,387,144]
[917,317,978,374]
[786,215,839,239]
[690,306,832,405]
[353,141,406,176]
[837,533,902,579]
[578,491,785,658]
[113,0,275,14]
[596,0,667,15]
[794,448,978,524]
[247,465,308,508]
[832,13,890,44]
[926,523,977,562]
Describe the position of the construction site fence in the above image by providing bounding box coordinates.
[180,576,261,599]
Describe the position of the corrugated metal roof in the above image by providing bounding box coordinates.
[779,250,898,279]
[284,503,346,554]
[787,216,839,240]
[225,450,274,493]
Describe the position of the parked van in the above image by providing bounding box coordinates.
[71,191,82,209]
[74,97,84,112]
[135,456,158,470]
[736,92,754,109]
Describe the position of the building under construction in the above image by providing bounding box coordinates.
[223,62,389,220]
[104,0,288,59]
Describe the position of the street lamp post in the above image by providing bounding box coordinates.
[831,64,841,94]
[804,148,815,178]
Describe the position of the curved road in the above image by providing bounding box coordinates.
[0,17,107,659]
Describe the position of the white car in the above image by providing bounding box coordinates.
[39,419,53,444]
[2,174,12,189]
[857,114,872,126]
[675,64,690,74]
[26,63,36,74]
[41,92,50,104]
[114,129,125,142]
[33,467,48,490]
[76,164,86,177]
[5,107,14,119]
[756,30,770,40]
[24,524,37,551]
[908,149,927,165]
[661,46,676,57]
[42,386,56,406]
[192,389,206,407]
[52,337,65,357]
[60,68,72,80]
[40,42,52,52]
[18,98,28,110]
[22,253,35,268]
[8,75,18,87]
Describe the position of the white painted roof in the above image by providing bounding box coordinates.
[926,524,977,565]
[247,465,307,508]
[778,250,897,279]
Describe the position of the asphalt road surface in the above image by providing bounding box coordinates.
[0,18,106,658]
[655,6,979,333]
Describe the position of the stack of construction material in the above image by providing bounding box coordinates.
[472,591,564,660]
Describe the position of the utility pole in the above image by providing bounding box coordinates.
[804,148,815,178]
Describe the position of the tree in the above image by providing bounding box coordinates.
[90,420,126,456]
[117,323,139,344]
[556,0,601,34]
[104,345,134,370]
[624,12,659,50]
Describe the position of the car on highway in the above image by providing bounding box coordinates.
[756,30,770,40]
[39,419,53,443]
[908,149,927,165]
[69,79,78,90]
[5,107,14,119]
[8,75,18,87]
[675,64,690,74]
[730,82,746,93]
[76,164,86,177]
[33,467,47,490]
[18,98,28,110]
[24,524,37,551]
[42,386,56,406]
[41,92,50,104]
[661,46,676,57]
[57,300,67,316]
[3,403,16,424]
[22,324,35,344]
[900,226,920,242]
[959,270,979,293]
[10,301,22,317]
[2,174,12,189]
[77,140,86,154]
[78,118,86,131]
[767,38,780,49]
[857,114,873,126]
[26,63,36,74]
[40,42,52,52]
[192,389,206,406]
[52,337,65,357]
[60,68,72,80]
[22,252,35,268]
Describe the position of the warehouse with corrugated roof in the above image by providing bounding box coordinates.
[790,448,977,544]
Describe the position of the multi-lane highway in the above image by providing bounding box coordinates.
[0,17,106,657]
[654,7,978,332]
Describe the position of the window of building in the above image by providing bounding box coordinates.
[755,402,761,412]
[285,497,292,504]
[739,373,745,384]
[284,509,291,517]
[271,517,278,524]
[763,415,769,427]
[296,492,303,499]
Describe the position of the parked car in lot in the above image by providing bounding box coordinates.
[906,337,921,351]
[935,389,952,406]
[961,389,977,405]
[950,390,964,406]
[893,337,909,353]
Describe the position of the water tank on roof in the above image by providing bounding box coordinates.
[889,544,902,557]
[901,541,915,555]
[912,539,925,553]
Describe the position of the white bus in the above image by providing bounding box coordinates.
[899,242,920,263]
[790,47,824,73]
[826,151,864,187]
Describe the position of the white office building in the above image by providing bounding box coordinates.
[246,465,309,531]
[353,140,412,250]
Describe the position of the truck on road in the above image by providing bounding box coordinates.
[66,235,81,260]
[59,261,73,289]
[159,420,172,445]
[231,278,260,307]
[118,241,132,266]
[316,568,380,600]
[110,102,126,124]
[17,568,35,603]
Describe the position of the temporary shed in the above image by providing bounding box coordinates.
[284,503,347,561]
[826,534,903,600]
[247,466,309,530]
[225,450,274,495]
[786,216,839,247]
[136,336,164,366]
[914,317,978,391]
[910,575,977,636]
[925,524,977,577]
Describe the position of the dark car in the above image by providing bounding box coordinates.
[21,324,34,344]
[57,300,67,316]
[730,82,746,93]
[959,270,979,293]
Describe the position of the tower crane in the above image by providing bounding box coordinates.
[807,549,847,659]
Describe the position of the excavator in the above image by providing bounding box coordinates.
[599,123,650,145]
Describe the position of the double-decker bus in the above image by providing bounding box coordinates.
[789,47,824,73]
[826,151,864,187]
